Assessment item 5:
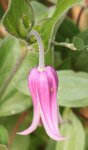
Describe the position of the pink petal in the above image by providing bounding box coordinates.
[46,67,63,124]
[17,68,40,135]
[36,71,64,141]
[17,105,40,135]
[47,66,59,88]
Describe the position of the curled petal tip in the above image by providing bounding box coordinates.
[17,106,40,136]
[16,132,28,136]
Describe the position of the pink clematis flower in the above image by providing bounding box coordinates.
[18,30,64,141]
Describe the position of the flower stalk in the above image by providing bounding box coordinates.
[28,30,45,70]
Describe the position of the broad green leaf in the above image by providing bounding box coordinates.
[54,17,80,70]
[0,125,9,145]
[0,94,31,117]
[56,109,85,150]
[0,83,32,116]
[53,0,80,19]
[0,36,19,86]
[73,50,88,72]
[30,1,49,24]
[36,0,81,51]
[55,17,79,42]
[30,1,55,23]
[0,144,8,150]
[58,71,88,107]
[72,30,88,72]
[3,0,34,39]
[54,20,88,71]
[0,36,33,116]
[73,37,85,50]
[77,29,88,45]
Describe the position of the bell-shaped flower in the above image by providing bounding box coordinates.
[17,30,64,141]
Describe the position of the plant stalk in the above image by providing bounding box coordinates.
[0,47,28,100]
[8,111,28,150]
[28,30,45,70]
[52,41,77,50]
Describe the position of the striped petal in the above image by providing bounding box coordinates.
[17,68,40,135]
[37,70,64,141]
[17,105,40,135]
[46,67,62,130]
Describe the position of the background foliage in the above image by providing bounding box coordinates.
[0,0,88,150]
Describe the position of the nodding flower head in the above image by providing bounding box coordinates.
[17,30,65,141]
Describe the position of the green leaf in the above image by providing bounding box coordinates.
[73,50,88,72]
[36,0,81,51]
[3,0,34,39]
[72,30,88,72]
[0,36,33,116]
[73,37,85,50]
[77,29,88,45]
[0,125,9,145]
[30,1,55,24]
[54,17,80,70]
[0,144,8,150]
[30,1,49,24]
[0,83,32,116]
[56,17,79,42]
[58,71,88,107]
[56,109,85,150]
[0,36,19,86]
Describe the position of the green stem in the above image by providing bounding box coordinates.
[52,41,77,50]
[0,48,28,100]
